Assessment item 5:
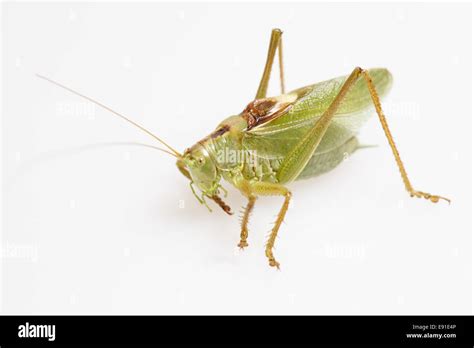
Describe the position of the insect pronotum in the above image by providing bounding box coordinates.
[38,28,450,269]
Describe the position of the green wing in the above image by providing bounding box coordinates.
[242,68,393,160]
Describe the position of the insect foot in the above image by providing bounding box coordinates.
[238,239,249,250]
[238,224,250,250]
[265,249,281,270]
[410,190,451,204]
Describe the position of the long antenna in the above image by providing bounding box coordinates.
[36,74,182,158]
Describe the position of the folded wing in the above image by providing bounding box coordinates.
[242,68,393,160]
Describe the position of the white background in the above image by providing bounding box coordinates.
[2,2,472,314]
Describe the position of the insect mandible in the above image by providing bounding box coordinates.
[38,28,450,269]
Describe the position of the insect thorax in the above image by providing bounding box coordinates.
[200,116,247,172]
[199,115,281,185]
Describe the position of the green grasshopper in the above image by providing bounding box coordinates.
[38,28,449,269]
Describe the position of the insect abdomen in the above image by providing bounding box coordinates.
[238,137,359,183]
[296,136,359,180]
[242,156,280,183]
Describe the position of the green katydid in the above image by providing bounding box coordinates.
[37,28,450,269]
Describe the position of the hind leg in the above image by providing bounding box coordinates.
[255,28,285,99]
[277,67,449,204]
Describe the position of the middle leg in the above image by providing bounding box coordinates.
[236,179,292,269]
[239,195,256,249]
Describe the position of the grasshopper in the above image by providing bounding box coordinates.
[38,28,449,269]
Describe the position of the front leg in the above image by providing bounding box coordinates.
[258,183,292,269]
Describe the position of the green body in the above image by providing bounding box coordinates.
[181,68,392,196]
